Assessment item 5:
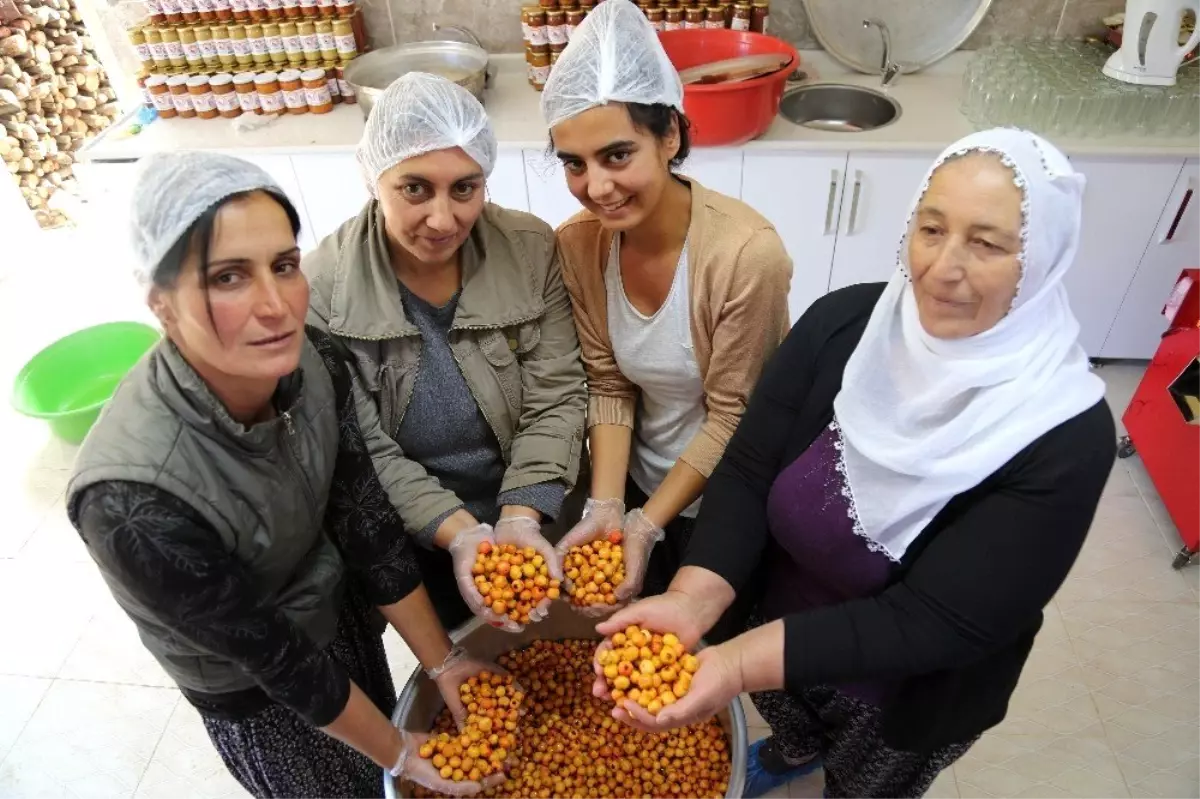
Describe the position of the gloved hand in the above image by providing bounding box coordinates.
[425,645,510,730]
[493,516,563,624]
[389,729,502,796]
[554,498,627,618]
[447,523,522,632]
[615,508,665,603]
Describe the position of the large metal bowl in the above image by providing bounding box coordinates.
[343,40,488,119]
[383,603,748,798]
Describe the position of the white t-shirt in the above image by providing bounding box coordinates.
[604,236,706,518]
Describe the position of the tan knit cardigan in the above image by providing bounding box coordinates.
[556,179,793,477]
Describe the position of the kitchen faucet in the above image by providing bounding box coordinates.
[862,18,901,87]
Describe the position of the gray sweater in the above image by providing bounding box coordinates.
[396,284,565,545]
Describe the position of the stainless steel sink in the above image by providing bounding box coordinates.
[778,84,901,133]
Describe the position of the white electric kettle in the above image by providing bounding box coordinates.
[1103,0,1200,85]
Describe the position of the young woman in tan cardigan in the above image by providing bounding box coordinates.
[542,0,793,631]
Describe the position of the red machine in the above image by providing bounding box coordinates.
[1119,269,1200,569]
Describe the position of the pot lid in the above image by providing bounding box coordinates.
[802,0,993,75]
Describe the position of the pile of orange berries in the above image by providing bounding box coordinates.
[597,626,699,715]
[416,671,524,783]
[408,639,731,799]
[471,542,561,625]
[563,531,626,607]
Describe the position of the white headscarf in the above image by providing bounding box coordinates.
[832,128,1106,563]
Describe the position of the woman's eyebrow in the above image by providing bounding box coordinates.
[556,140,636,160]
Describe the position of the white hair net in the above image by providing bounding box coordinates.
[541,0,683,129]
[356,72,497,196]
[130,151,287,286]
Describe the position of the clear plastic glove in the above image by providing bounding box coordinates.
[390,729,502,796]
[615,508,665,603]
[447,523,522,632]
[494,516,563,623]
[426,645,509,730]
[554,498,626,617]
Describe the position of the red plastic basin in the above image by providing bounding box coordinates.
[659,29,799,147]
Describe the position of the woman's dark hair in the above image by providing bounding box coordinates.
[153,189,302,332]
[625,102,691,169]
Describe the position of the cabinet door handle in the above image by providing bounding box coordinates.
[824,169,839,235]
[846,170,863,235]
[1165,187,1193,242]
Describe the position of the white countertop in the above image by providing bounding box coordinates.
[80,50,1200,163]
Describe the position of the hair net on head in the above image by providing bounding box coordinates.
[541,0,683,129]
[130,151,286,287]
[356,72,497,196]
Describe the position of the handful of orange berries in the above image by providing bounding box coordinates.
[563,531,626,607]
[417,671,525,783]
[471,542,561,625]
[597,626,700,715]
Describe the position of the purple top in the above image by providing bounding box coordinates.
[761,420,895,703]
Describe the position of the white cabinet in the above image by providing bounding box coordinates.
[742,151,847,321]
[524,149,581,229]
[290,153,369,248]
[239,154,316,253]
[1067,157,1184,356]
[1101,159,1199,358]
[486,150,531,213]
[679,149,743,198]
[826,153,931,291]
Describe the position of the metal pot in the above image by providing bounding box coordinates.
[383,604,748,798]
[343,39,489,119]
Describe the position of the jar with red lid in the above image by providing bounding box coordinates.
[300,68,332,112]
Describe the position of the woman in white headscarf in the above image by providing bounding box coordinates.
[591,129,1116,798]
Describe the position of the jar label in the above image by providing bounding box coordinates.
[160,0,179,11]
[730,17,748,30]
[334,32,355,54]
[547,24,566,45]
[684,20,702,29]
[304,85,330,106]
[191,91,214,112]
[171,92,194,111]
[214,36,233,55]
[317,0,334,7]
[215,91,241,111]
[182,40,202,59]
[704,19,722,28]
[259,90,284,112]
[151,91,174,111]
[283,34,301,52]
[213,0,231,9]
[337,77,354,96]
[178,0,196,12]
[144,0,161,12]
[283,0,299,7]
[283,87,307,107]
[149,41,167,59]
[301,33,318,52]
[530,63,550,82]
[529,25,547,46]
[267,34,284,52]
[198,38,217,57]
[265,0,281,8]
[327,76,339,95]
[196,0,212,10]
[249,36,268,54]
[664,20,681,30]
[335,0,354,8]
[232,37,251,55]
[165,40,184,58]
[316,31,335,50]
[230,0,246,10]
[134,42,152,61]
[246,0,264,9]
[237,90,261,110]
[760,16,768,33]
[299,0,316,7]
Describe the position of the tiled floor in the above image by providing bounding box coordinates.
[0,229,1196,798]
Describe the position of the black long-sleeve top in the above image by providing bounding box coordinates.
[685,284,1116,752]
[71,328,422,727]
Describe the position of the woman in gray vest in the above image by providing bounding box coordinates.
[67,151,499,799]
[304,73,588,632]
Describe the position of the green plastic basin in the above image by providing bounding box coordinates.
[11,321,162,445]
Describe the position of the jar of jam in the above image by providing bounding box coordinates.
[264,0,283,18]
[178,0,199,23]
[297,20,320,62]
[664,6,682,29]
[178,27,204,69]
[300,67,332,112]
[187,75,218,118]
[161,0,182,25]
[196,0,215,22]
[231,0,249,21]
[317,0,335,18]
[233,70,262,112]
[213,0,233,21]
[143,27,169,70]
[160,28,187,68]
[246,23,270,64]
[210,24,235,66]
[683,6,703,28]
[145,0,166,25]
[545,9,566,45]
[578,0,594,8]
[299,0,318,17]
[334,0,355,15]
[314,19,336,61]
[281,0,300,17]
[322,64,341,103]
[549,40,565,66]
[528,48,550,90]
[332,18,356,59]
[524,7,547,47]
[537,0,555,8]
[263,22,287,63]
[703,6,723,28]
[146,74,176,116]
[730,1,749,30]
[167,74,195,117]
[279,21,303,63]
[335,64,355,103]
[564,8,585,38]
[254,71,285,113]
[646,6,664,30]
[210,72,242,117]
[247,0,268,21]
[749,0,767,33]
[230,24,254,66]
[278,68,307,113]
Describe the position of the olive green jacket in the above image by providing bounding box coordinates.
[303,201,588,537]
